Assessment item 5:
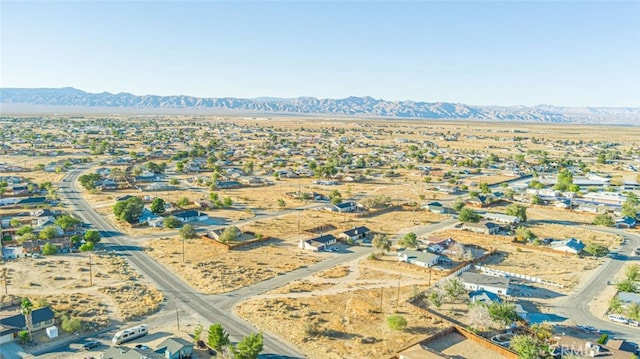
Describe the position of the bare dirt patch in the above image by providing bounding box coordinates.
[0,253,163,331]
[145,236,324,294]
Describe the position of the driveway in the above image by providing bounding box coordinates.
[0,341,26,359]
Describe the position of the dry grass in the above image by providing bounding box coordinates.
[144,236,324,294]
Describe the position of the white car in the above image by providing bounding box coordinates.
[608,314,629,324]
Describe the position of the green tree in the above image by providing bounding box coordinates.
[21,298,33,342]
[70,234,82,246]
[398,232,418,249]
[78,173,102,190]
[530,322,553,344]
[163,216,181,229]
[16,225,34,236]
[219,227,240,243]
[17,330,29,344]
[277,199,286,208]
[180,224,196,240]
[505,204,527,222]
[592,213,615,227]
[608,296,624,314]
[616,278,636,293]
[150,198,166,214]
[9,218,21,228]
[42,242,57,255]
[584,242,608,257]
[38,226,59,240]
[372,234,391,254]
[113,197,144,223]
[207,323,230,351]
[626,264,640,282]
[621,197,639,218]
[386,314,408,330]
[79,241,95,252]
[222,196,233,207]
[554,168,577,192]
[233,332,264,359]
[61,315,82,333]
[428,290,444,310]
[458,208,480,223]
[626,302,640,321]
[55,214,82,230]
[509,334,539,359]
[515,226,536,242]
[443,278,465,302]
[193,324,203,343]
[479,182,490,194]
[487,302,518,326]
[177,196,190,207]
[83,230,101,243]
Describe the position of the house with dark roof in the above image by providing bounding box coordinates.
[338,226,370,243]
[331,201,357,213]
[0,307,55,344]
[616,216,637,229]
[173,210,208,223]
[16,197,47,207]
[299,234,337,252]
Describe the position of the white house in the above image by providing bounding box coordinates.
[481,212,520,225]
[459,271,510,296]
[550,238,585,254]
[299,234,337,252]
[397,249,444,268]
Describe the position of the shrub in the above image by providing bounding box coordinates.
[386,314,408,330]
[597,333,608,345]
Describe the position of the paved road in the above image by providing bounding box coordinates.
[58,166,304,358]
[553,227,640,340]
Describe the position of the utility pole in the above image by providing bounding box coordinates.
[3,268,7,295]
[175,294,180,332]
[182,236,185,263]
[88,253,93,287]
[396,275,401,308]
[379,287,384,313]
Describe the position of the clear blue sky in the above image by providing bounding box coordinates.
[2,1,639,107]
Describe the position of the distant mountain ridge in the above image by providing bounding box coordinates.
[1,87,638,124]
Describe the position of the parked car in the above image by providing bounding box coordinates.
[81,341,100,350]
[628,320,640,327]
[608,314,629,324]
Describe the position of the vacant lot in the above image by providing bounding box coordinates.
[235,255,450,358]
[0,253,163,330]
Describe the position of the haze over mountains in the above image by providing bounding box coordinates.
[1,87,638,125]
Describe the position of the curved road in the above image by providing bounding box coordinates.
[554,227,640,340]
[58,166,304,358]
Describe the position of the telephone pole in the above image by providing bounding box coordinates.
[3,268,8,295]
[88,253,93,287]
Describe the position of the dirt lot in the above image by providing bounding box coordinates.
[0,253,163,331]
[144,236,324,294]
[235,255,451,358]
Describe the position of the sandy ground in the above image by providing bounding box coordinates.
[0,252,163,331]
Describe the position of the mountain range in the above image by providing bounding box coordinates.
[1,87,638,125]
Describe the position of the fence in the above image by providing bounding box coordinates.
[474,264,564,288]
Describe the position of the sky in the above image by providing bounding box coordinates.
[1,1,639,107]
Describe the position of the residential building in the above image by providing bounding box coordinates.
[459,271,510,296]
[299,234,337,252]
[550,238,585,254]
[397,249,445,268]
